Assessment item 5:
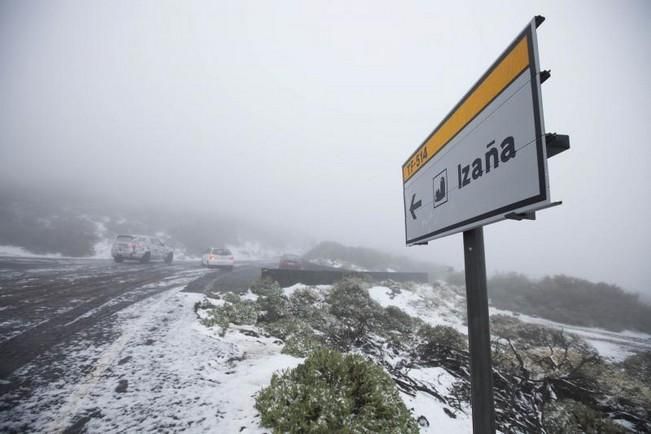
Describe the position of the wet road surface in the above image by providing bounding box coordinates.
[0,256,265,431]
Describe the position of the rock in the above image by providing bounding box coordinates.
[417,415,429,427]
[115,379,128,393]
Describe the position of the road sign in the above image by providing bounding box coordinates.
[403,18,550,246]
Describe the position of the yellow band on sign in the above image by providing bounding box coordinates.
[402,35,531,183]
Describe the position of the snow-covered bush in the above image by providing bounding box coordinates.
[222,291,241,304]
[542,399,626,434]
[416,324,467,361]
[262,318,302,339]
[255,349,418,433]
[281,333,324,358]
[490,315,598,380]
[621,350,651,385]
[252,279,290,323]
[201,300,257,336]
[383,305,417,335]
[288,287,321,319]
[326,278,385,349]
[250,277,282,297]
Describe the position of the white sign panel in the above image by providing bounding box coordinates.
[403,19,550,246]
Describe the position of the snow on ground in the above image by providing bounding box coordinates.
[401,367,471,434]
[6,286,302,433]
[0,245,63,258]
[281,282,331,298]
[368,281,651,362]
[369,283,467,334]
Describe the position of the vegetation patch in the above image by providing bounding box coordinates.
[416,324,467,360]
[200,300,257,336]
[222,291,241,304]
[621,351,651,385]
[196,278,651,432]
[488,273,651,333]
[281,333,324,358]
[325,278,386,350]
[542,399,626,434]
[255,349,419,433]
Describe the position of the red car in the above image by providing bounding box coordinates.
[278,254,304,270]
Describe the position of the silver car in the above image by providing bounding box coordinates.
[201,247,234,270]
[111,234,174,264]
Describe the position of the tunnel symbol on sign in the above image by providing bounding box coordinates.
[433,169,448,208]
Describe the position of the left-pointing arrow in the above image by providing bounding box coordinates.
[409,194,422,220]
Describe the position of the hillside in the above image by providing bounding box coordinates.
[487,273,651,334]
[303,241,449,274]
[0,185,304,257]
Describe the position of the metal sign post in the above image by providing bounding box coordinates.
[401,16,569,434]
[463,227,494,433]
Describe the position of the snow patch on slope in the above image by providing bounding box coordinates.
[369,283,467,334]
[0,245,63,258]
[400,367,471,434]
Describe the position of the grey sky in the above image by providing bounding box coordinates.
[1,1,650,293]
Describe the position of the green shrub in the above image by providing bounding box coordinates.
[251,277,282,297]
[288,287,321,319]
[281,333,324,358]
[251,278,290,323]
[383,305,415,335]
[326,278,384,349]
[255,349,418,433]
[416,324,467,361]
[262,309,324,357]
[263,318,303,340]
[222,291,241,304]
[201,300,257,336]
[257,292,289,323]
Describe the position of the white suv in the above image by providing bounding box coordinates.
[111,235,174,264]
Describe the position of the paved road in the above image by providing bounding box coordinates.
[0,256,266,430]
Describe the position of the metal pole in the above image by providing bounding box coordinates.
[463,227,496,433]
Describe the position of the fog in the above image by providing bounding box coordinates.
[1,1,650,294]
